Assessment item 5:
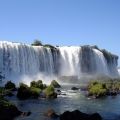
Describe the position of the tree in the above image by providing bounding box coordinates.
[31,39,42,46]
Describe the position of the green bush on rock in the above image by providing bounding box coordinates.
[31,40,42,46]
[17,83,42,99]
[89,83,107,97]
[17,83,31,100]
[30,87,41,98]
[50,80,61,88]
[88,79,120,98]
[44,85,57,99]
[30,80,44,89]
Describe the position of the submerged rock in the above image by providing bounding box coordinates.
[44,108,59,118]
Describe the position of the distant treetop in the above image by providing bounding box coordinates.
[31,39,42,46]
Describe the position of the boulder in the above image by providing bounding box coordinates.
[71,87,79,90]
[60,110,102,120]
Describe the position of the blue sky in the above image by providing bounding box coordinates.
[0,0,120,65]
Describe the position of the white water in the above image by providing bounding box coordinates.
[0,41,119,83]
[58,46,81,77]
[118,69,120,76]
[93,49,109,75]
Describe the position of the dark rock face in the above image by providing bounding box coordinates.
[80,46,96,74]
[60,110,102,120]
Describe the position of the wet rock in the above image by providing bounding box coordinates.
[56,89,61,95]
[60,110,102,120]
[0,99,22,120]
[71,87,79,90]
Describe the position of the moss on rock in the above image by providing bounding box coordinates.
[44,85,57,99]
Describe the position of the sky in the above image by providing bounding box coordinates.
[0,0,120,65]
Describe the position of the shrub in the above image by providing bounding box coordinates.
[31,40,42,46]
[5,81,16,90]
[17,83,31,100]
[17,83,42,99]
[30,87,41,98]
[43,84,47,89]
[30,81,37,88]
[89,83,107,97]
[44,85,57,98]
[30,80,43,89]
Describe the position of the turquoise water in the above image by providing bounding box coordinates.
[7,85,120,120]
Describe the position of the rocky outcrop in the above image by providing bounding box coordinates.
[60,110,102,120]
[45,109,102,120]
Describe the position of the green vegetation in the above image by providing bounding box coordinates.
[31,39,42,46]
[50,80,61,88]
[17,83,31,100]
[30,87,42,98]
[44,85,57,98]
[88,81,107,97]
[5,81,16,90]
[17,82,42,99]
[17,80,58,99]
[30,80,45,89]
[0,98,14,108]
[88,79,120,98]
[0,87,4,95]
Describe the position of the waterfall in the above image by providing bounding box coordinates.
[0,41,119,82]
[58,46,81,77]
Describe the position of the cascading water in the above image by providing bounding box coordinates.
[118,68,120,76]
[58,46,81,77]
[92,49,109,75]
[0,41,119,83]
